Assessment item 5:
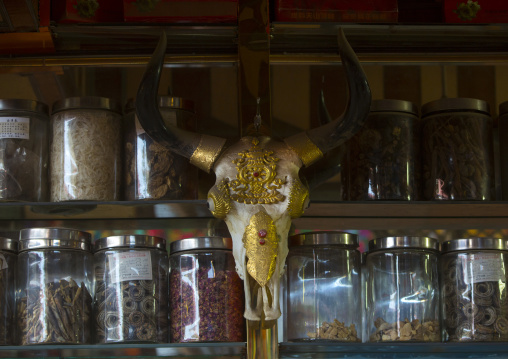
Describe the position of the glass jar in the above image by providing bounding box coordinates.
[0,99,49,201]
[50,96,122,202]
[123,96,198,200]
[343,99,420,200]
[421,98,494,200]
[0,237,17,345]
[286,231,361,342]
[366,236,440,342]
[499,101,508,200]
[16,227,93,345]
[441,238,508,342]
[93,235,169,343]
[169,236,245,343]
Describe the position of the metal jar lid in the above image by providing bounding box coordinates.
[421,98,490,117]
[0,99,49,116]
[124,96,195,114]
[289,231,358,248]
[0,237,17,253]
[94,235,166,252]
[500,101,508,116]
[170,236,232,254]
[370,99,418,116]
[19,227,92,252]
[442,237,508,253]
[52,96,122,115]
[369,236,439,252]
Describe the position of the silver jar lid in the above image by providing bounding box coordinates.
[0,99,49,116]
[370,99,418,116]
[421,98,490,117]
[170,236,232,254]
[369,236,439,252]
[442,237,508,253]
[52,96,122,115]
[19,227,92,252]
[289,231,358,248]
[94,235,166,252]
[0,237,17,253]
[125,96,195,114]
[500,101,508,116]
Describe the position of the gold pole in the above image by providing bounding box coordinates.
[247,319,279,359]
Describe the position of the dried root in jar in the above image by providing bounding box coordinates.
[307,319,360,342]
[17,279,92,345]
[369,317,440,342]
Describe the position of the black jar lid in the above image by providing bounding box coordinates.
[369,236,439,252]
[124,96,194,114]
[421,97,490,117]
[19,227,92,252]
[442,237,508,253]
[52,96,122,115]
[500,101,508,116]
[94,235,166,252]
[170,236,232,254]
[289,231,358,248]
[0,99,49,116]
[370,99,418,116]
[0,237,17,253]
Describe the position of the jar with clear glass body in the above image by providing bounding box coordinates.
[0,237,17,345]
[16,227,93,345]
[343,99,420,200]
[50,96,122,202]
[366,236,440,342]
[93,235,169,343]
[286,231,361,342]
[123,96,198,200]
[169,236,245,343]
[421,98,494,200]
[441,238,508,342]
[499,101,508,200]
[0,99,49,201]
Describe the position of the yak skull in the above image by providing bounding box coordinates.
[136,29,371,321]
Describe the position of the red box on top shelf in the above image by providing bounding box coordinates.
[274,0,398,23]
[444,0,508,23]
[123,0,238,24]
[51,0,123,23]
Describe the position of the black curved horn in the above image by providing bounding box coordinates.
[136,32,227,172]
[285,28,371,166]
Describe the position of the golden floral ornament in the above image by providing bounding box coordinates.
[242,210,279,288]
[229,138,286,204]
[287,178,310,219]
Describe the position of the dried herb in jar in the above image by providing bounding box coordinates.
[0,254,14,345]
[307,319,360,341]
[442,256,508,341]
[17,279,92,345]
[94,264,168,343]
[369,317,440,342]
[170,267,245,342]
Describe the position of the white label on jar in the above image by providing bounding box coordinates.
[0,117,29,139]
[462,253,505,284]
[0,254,7,270]
[108,251,152,283]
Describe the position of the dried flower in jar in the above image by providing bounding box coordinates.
[170,266,245,342]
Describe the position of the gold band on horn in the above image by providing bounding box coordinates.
[284,132,323,167]
[190,135,227,173]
